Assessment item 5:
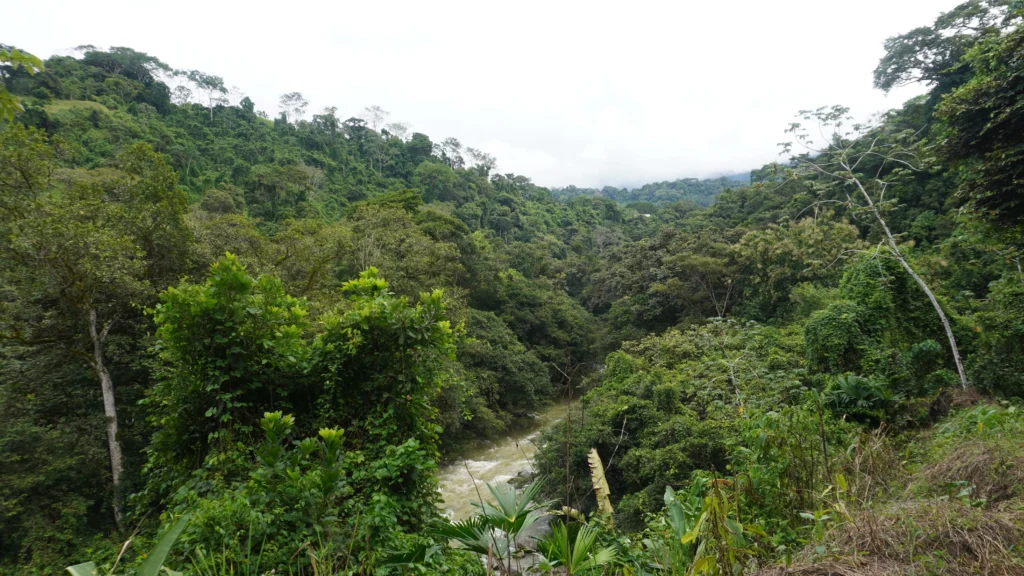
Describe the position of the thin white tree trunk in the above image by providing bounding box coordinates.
[892,254,969,389]
[88,308,125,531]
[849,177,970,389]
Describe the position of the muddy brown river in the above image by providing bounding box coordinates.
[437,402,568,520]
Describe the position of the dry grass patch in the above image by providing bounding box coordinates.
[761,499,1024,575]
[916,440,1024,505]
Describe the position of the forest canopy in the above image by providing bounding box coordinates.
[3,2,1024,574]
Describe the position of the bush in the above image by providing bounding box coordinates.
[968,278,1024,397]
[805,302,868,374]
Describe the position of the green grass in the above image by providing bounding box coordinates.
[44,99,111,115]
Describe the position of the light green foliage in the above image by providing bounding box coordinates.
[312,267,456,530]
[732,407,855,522]
[804,302,869,374]
[414,161,459,202]
[536,521,617,574]
[145,254,310,493]
[343,207,463,298]
[638,475,768,576]
[66,513,189,576]
[735,218,862,320]
[145,261,456,571]
[176,413,356,572]
[538,320,806,529]
[646,482,707,572]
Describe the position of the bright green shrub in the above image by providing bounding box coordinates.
[804,301,868,374]
[144,253,310,498]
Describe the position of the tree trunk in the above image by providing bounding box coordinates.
[88,308,125,531]
[850,178,970,389]
[893,254,970,389]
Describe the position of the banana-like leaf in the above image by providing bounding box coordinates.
[66,562,99,576]
[138,513,190,576]
[587,448,614,526]
[664,486,686,537]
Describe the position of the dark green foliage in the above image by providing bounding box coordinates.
[939,21,1024,233]
[552,176,744,207]
[0,414,111,569]
[873,0,1017,96]
[490,269,598,377]
[968,277,1024,396]
[825,374,902,423]
[456,309,550,427]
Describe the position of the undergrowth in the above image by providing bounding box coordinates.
[764,401,1024,575]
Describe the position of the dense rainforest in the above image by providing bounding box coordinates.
[4,1,1024,574]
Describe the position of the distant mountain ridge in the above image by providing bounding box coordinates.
[551,173,750,207]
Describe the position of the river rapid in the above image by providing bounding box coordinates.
[437,402,568,520]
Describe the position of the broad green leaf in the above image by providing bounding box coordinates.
[66,562,99,576]
[138,513,190,576]
[690,555,714,574]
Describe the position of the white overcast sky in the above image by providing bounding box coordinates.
[6,0,960,188]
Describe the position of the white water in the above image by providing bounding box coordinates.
[437,403,567,520]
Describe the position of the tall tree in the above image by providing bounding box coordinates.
[279,91,309,124]
[937,20,1024,233]
[182,69,227,120]
[874,0,1018,96]
[0,127,189,529]
[384,121,411,141]
[783,105,969,389]
[466,147,497,177]
[436,137,464,169]
[361,104,389,131]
